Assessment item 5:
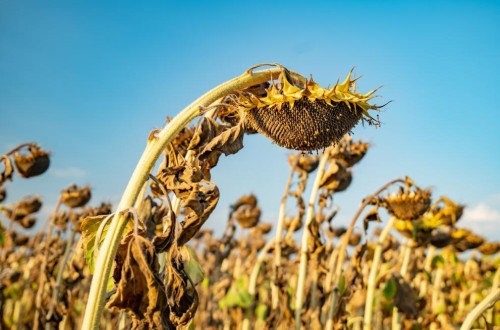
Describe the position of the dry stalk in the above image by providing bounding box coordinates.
[33,197,62,330]
[392,238,413,330]
[271,159,298,310]
[460,285,500,330]
[363,216,395,330]
[46,225,78,322]
[242,239,275,330]
[324,178,404,330]
[294,147,331,330]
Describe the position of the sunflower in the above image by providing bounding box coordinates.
[235,69,381,151]
[382,186,432,221]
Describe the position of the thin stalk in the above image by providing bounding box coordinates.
[431,267,444,312]
[460,285,500,330]
[325,178,403,329]
[82,67,302,330]
[294,148,330,330]
[242,239,275,330]
[363,217,395,330]
[33,197,62,330]
[419,245,435,298]
[4,142,35,156]
[271,160,297,310]
[392,238,413,330]
[487,267,500,324]
[46,226,78,322]
[320,247,339,324]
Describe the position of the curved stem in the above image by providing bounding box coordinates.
[294,148,331,330]
[333,178,404,283]
[81,67,299,330]
[5,142,34,156]
[460,285,500,330]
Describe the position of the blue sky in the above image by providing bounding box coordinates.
[1,1,499,240]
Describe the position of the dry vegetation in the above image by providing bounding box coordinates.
[0,65,499,329]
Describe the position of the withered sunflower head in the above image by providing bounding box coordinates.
[231,194,261,229]
[431,197,464,227]
[478,242,500,255]
[18,215,37,229]
[237,69,381,151]
[334,136,370,168]
[451,229,485,252]
[288,154,319,174]
[13,144,50,178]
[383,186,432,221]
[61,184,92,208]
[10,195,42,220]
[430,230,453,248]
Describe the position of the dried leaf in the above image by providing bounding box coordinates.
[108,233,173,330]
[0,155,13,186]
[199,123,244,159]
[178,185,219,245]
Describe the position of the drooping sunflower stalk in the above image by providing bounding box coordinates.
[233,69,382,151]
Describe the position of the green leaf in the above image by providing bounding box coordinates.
[255,303,268,321]
[80,214,113,274]
[432,255,445,268]
[180,245,205,286]
[338,275,347,294]
[382,277,397,300]
[218,276,253,309]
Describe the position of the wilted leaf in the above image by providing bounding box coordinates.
[199,123,244,159]
[0,155,13,185]
[108,233,173,329]
[178,185,219,245]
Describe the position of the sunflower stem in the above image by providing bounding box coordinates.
[294,148,331,330]
[271,158,298,310]
[460,285,500,330]
[363,217,395,330]
[325,178,403,330]
[81,67,298,330]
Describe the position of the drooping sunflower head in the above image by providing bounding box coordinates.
[451,228,485,252]
[235,68,382,151]
[431,196,464,227]
[382,185,432,221]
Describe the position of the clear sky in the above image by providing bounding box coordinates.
[1,1,499,241]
